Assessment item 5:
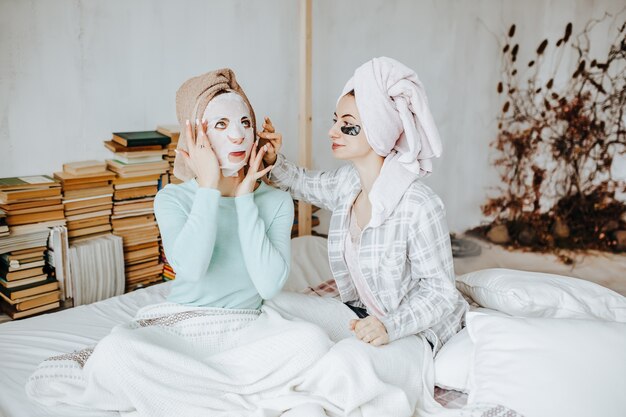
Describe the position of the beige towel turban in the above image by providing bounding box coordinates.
[173,68,257,181]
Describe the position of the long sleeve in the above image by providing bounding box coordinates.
[235,194,294,300]
[378,196,457,343]
[153,187,220,282]
[268,153,357,211]
[235,192,294,300]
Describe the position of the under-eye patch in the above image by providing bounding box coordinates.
[340,125,361,136]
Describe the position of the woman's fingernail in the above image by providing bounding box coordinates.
[174,149,179,154]
[195,118,200,126]
[185,120,190,126]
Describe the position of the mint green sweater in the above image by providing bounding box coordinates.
[153,179,294,309]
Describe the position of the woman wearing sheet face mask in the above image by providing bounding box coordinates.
[260,57,468,354]
[154,69,294,309]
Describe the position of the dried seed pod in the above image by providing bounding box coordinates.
[564,23,572,43]
[537,39,548,54]
[528,60,535,67]
[503,101,510,113]
[503,44,510,53]
[497,82,503,93]
[509,24,516,37]
[547,79,554,89]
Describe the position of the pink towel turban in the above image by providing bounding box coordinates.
[339,57,442,176]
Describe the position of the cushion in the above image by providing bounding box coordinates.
[466,312,626,417]
[434,307,508,393]
[434,327,472,393]
[456,268,626,322]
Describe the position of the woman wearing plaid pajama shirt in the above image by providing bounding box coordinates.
[259,57,468,354]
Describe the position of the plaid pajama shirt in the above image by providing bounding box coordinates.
[270,154,468,353]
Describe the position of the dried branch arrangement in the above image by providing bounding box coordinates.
[472,16,626,262]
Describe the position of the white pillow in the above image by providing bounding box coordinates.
[466,312,626,417]
[456,268,626,322]
[434,327,472,393]
[434,307,508,393]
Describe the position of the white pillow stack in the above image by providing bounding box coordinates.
[456,268,626,322]
[467,312,626,417]
[433,268,626,417]
[434,307,508,393]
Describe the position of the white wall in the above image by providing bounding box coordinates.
[0,0,300,177]
[1,0,623,233]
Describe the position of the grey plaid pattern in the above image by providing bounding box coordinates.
[270,154,468,353]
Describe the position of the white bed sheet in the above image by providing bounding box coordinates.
[0,282,172,417]
[0,236,471,417]
[0,237,331,417]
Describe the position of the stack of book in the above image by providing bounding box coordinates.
[156,124,182,185]
[0,176,64,234]
[161,251,176,281]
[0,209,7,237]
[0,229,51,256]
[54,162,116,242]
[104,131,171,291]
[0,246,60,319]
[104,131,170,178]
[0,175,64,319]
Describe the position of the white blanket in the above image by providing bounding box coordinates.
[25,293,488,417]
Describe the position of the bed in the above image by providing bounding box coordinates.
[1,236,624,417]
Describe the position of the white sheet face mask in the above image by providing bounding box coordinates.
[202,92,254,177]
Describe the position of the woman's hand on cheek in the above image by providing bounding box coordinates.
[235,141,274,197]
[351,316,389,347]
[177,119,220,189]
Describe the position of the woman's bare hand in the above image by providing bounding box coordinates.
[350,316,389,347]
[176,119,220,188]
[257,117,282,166]
[235,141,274,197]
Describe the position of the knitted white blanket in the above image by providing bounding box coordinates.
[26,293,469,417]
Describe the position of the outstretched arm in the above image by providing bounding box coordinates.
[260,117,356,211]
